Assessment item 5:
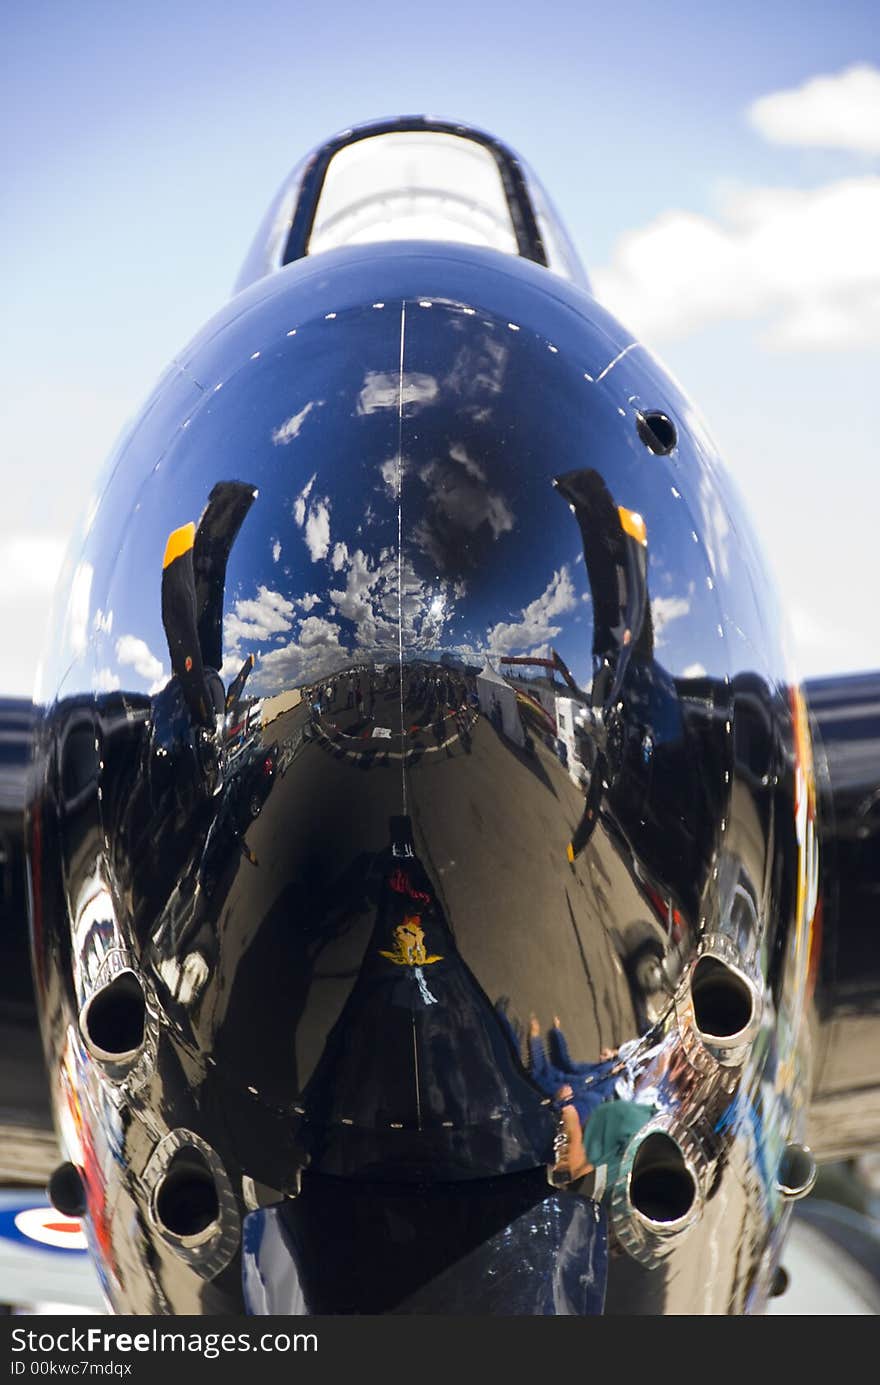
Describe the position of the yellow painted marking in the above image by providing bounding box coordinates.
[380,918,442,967]
[618,506,647,546]
[162,522,196,569]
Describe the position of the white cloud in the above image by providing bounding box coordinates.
[220,652,247,686]
[92,667,121,692]
[272,540,281,563]
[298,614,342,650]
[789,602,862,673]
[115,634,165,690]
[224,586,294,648]
[380,458,403,501]
[327,545,455,653]
[329,548,382,629]
[413,452,515,568]
[255,616,349,692]
[0,542,66,696]
[272,400,322,445]
[298,593,321,612]
[444,335,510,414]
[748,64,880,155]
[293,473,317,527]
[487,567,577,656]
[652,595,690,644]
[0,534,66,596]
[594,176,880,349]
[304,498,331,561]
[285,462,330,562]
[5,599,53,697]
[331,541,349,572]
[65,560,93,656]
[682,662,707,679]
[358,372,438,415]
[448,442,486,481]
[1,387,133,533]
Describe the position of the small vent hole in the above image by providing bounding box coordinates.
[637,411,677,456]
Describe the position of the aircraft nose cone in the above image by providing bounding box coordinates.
[34,245,799,1311]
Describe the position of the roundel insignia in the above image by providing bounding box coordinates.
[12,1206,89,1251]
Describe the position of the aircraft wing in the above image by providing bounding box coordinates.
[0,698,57,1185]
[0,1190,103,1312]
[807,672,880,1158]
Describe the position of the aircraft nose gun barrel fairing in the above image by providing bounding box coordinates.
[21,117,880,1315]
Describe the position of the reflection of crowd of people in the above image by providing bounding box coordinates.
[302,664,479,755]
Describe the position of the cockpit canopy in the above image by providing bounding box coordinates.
[308,131,519,256]
[235,116,589,294]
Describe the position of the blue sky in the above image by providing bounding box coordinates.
[2,0,879,694]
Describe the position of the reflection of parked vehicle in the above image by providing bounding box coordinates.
[242,745,277,818]
[224,741,278,820]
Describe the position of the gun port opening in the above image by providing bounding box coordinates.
[636,411,677,456]
[691,956,755,1039]
[771,1264,790,1297]
[80,971,146,1060]
[155,1150,220,1240]
[48,1161,87,1219]
[629,1132,697,1225]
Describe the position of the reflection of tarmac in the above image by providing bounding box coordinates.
[210,695,642,1097]
[406,720,641,1073]
[313,707,476,763]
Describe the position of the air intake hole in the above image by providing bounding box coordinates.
[630,1132,696,1224]
[82,972,146,1056]
[777,1144,816,1200]
[691,956,754,1038]
[48,1161,87,1218]
[155,1150,220,1238]
[636,411,677,455]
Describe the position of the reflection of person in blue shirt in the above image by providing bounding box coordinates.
[527,1015,624,1126]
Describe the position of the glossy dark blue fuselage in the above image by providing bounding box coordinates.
[27,241,818,1314]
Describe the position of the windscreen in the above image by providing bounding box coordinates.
[307,131,520,256]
